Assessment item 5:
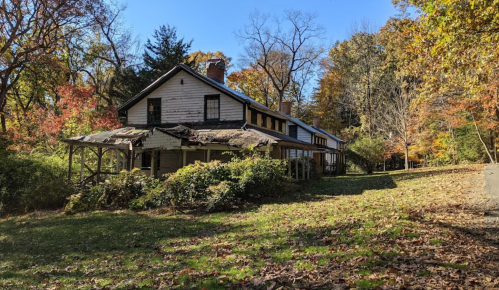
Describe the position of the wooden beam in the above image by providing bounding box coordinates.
[116,149,120,173]
[68,145,73,183]
[295,149,299,181]
[307,150,310,180]
[301,150,305,181]
[96,147,103,183]
[80,148,85,182]
[151,150,157,178]
[127,150,133,171]
[287,148,291,178]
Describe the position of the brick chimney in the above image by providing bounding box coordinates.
[280,101,292,115]
[206,59,225,84]
[313,118,320,128]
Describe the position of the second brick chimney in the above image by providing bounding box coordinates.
[206,59,225,84]
[313,118,320,128]
[280,101,292,116]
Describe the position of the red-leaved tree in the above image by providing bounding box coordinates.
[8,85,121,152]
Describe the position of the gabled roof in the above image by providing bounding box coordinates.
[311,126,344,142]
[118,64,288,120]
[286,115,320,135]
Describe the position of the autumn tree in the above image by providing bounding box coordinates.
[394,0,499,163]
[236,9,324,111]
[189,50,233,76]
[227,65,280,110]
[329,25,388,137]
[8,85,121,153]
[0,0,102,132]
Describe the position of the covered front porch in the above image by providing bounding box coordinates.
[63,125,317,184]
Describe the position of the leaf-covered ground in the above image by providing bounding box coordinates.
[1,165,498,289]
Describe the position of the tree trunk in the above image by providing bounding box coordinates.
[404,144,409,170]
[472,113,495,163]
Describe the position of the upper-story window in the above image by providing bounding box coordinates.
[279,121,284,132]
[289,125,298,139]
[262,114,267,127]
[204,95,220,121]
[147,98,161,125]
[271,117,276,130]
[251,110,258,125]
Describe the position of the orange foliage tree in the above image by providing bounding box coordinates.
[8,85,121,152]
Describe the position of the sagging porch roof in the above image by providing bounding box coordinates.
[62,125,316,150]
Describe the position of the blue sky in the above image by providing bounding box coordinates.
[117,0,401,71]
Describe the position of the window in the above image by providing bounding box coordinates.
[262,115,267,127]
[271,117,276,130]
[147,99,161,125]
[251,110,258,125]
[289,125,298,139]
[204,95,220,121]
[141,152,160,169]
[279,121,284,132]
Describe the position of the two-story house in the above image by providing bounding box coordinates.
[64,59,319,183]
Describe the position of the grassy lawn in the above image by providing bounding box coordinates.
[1,165,498,289]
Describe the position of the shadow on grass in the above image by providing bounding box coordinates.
[0,211,247,280]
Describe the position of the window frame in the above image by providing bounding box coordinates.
[204,94,220,122]
[251,110,258,125]
[289,125,298,139]
[147,98,161,125]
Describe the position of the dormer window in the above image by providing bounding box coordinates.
[204,94,220,121]
[147,98,161,125]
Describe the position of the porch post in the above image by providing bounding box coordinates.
[287,148,291,177]
[80,147,85,182]
[206,149,211,162]
[306,149,310,180]
[301,149,305,180]
[295,149,299,181]
[116,149,120,173]
[151,150,157,178]
[96,147,103,183]
[67,144,73,182]
[127,149,132,171]
[131,150,136,170]
[182,150,187,167]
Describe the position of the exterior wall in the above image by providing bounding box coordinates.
[127,71,244,125]
[159,150,182,176]
[286,121,312,144]
[247,107,286,134]
[327,137,339,149]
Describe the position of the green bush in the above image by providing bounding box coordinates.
[64,151,288,213]
[227,152,287,199]
[162,160,230,207]
[348,137,387,174]
[64,169,160,214]
[0,152,74,216]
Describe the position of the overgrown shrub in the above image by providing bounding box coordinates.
[348,137,387,174]
[65,169,160,214]
[0,152,74,216]
[64,151,288,213]
[162,160,230,207]
[227,153,287,199]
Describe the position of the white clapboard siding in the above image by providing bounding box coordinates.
[128,71,243,125]
[186,150,205,165]
[286,121,312,144]
[159,150,181,175]
[327,138,339,150]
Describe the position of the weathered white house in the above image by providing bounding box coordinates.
[63,59,345,183]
